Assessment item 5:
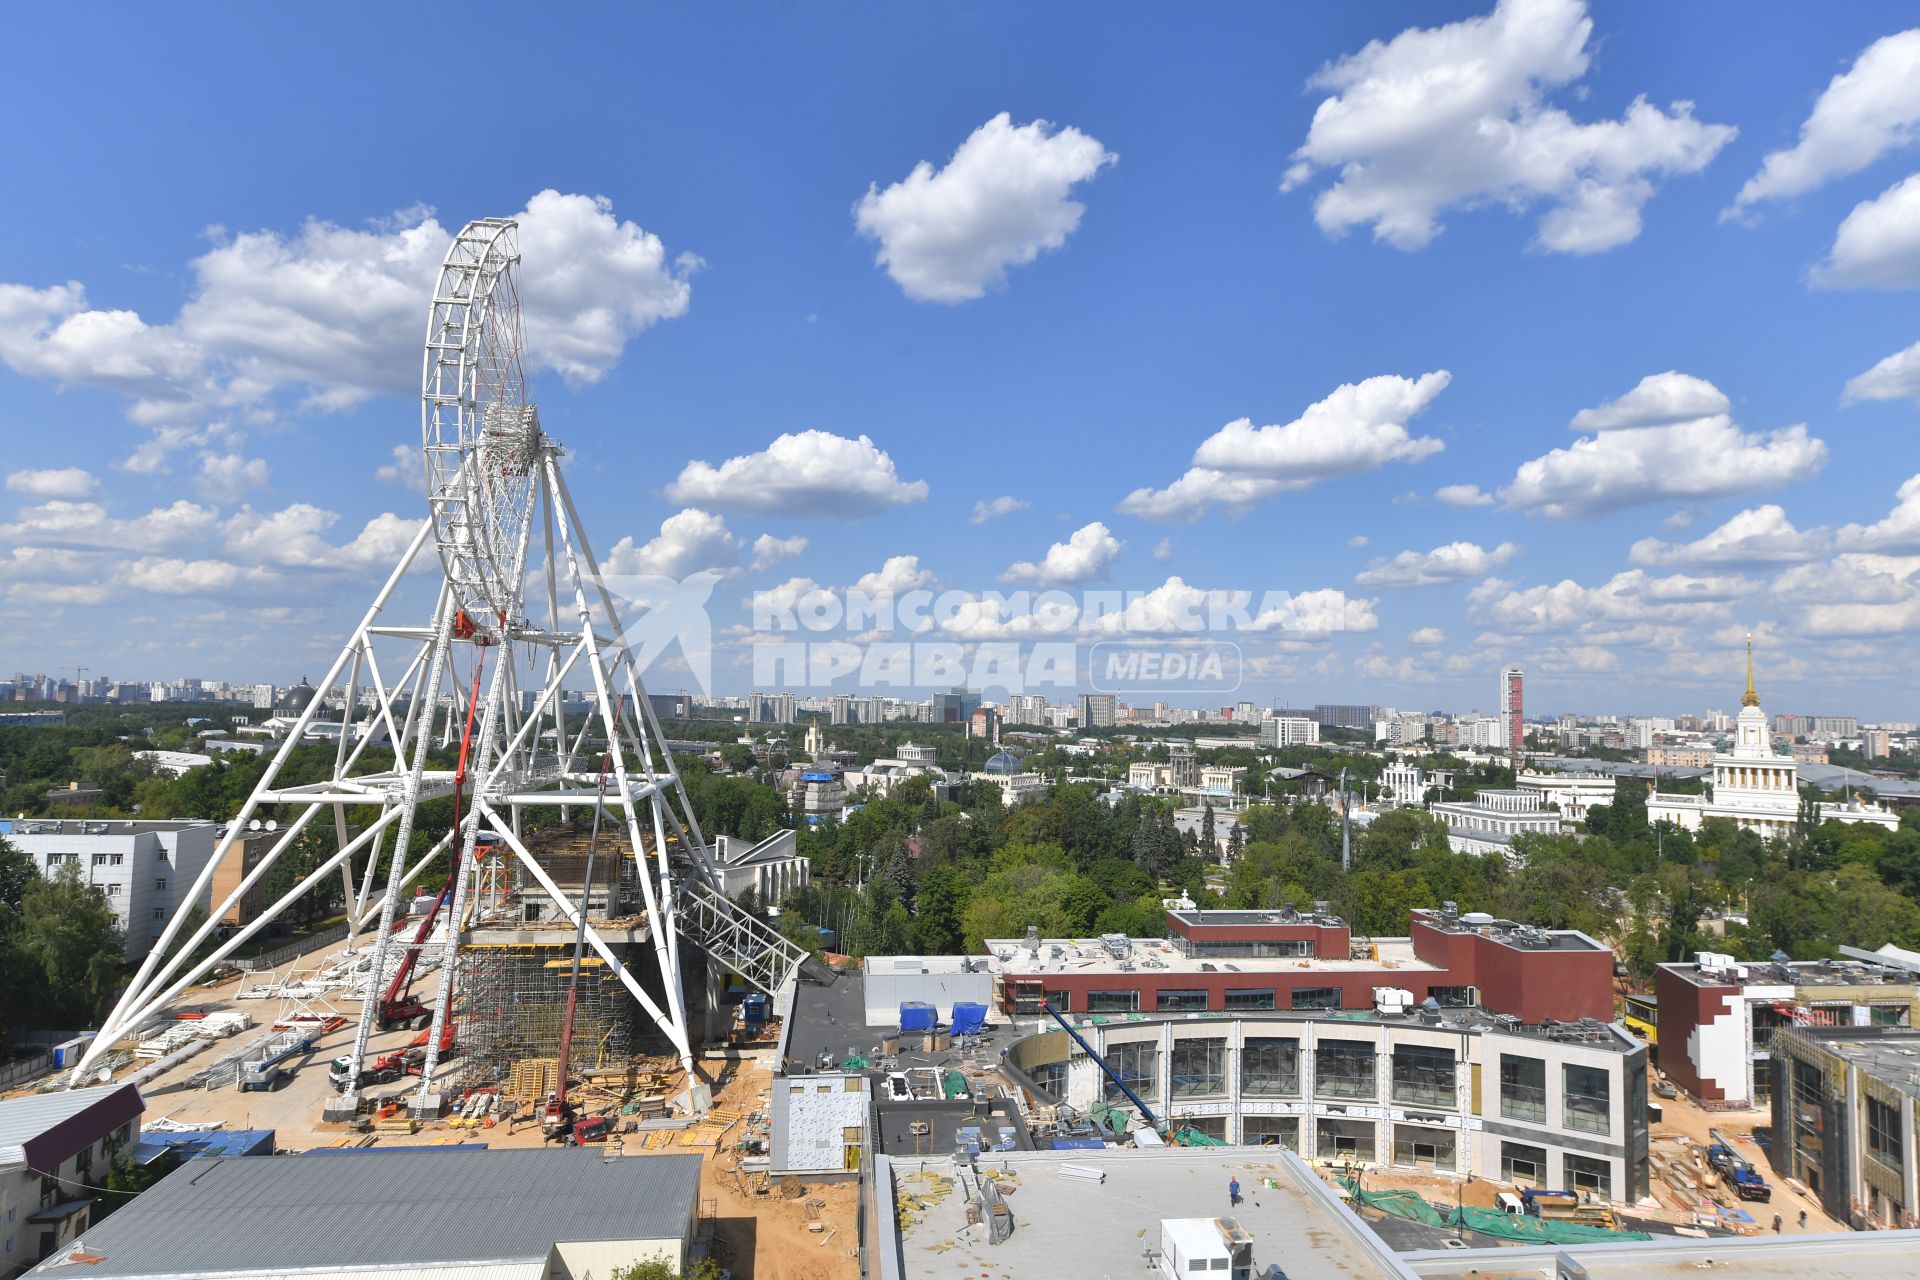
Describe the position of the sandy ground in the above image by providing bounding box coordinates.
[1644,1064,1841,1234]
[697,1058,860,1280]
[30,933,860,1279]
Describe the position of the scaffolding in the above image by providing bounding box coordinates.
[450,820,656,1090]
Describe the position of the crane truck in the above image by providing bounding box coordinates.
[1706,1128,1772,1202]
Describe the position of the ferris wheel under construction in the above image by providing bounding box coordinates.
[68,218,817,1117]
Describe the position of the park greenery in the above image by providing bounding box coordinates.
[4,702,1920,1045]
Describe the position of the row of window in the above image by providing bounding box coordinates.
[1096,1040,1612,1134]
[1031,985,1481,1015]
[1235,1119,1613,1200]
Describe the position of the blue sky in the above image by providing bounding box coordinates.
[2,1,1918,718]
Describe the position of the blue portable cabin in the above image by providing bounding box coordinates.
[950,1003,988,1036]
[898,1001,937,1032]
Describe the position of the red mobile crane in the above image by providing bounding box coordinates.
[543,756,613,1143]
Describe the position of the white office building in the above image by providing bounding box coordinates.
[1516,771,1618,825]
[1,819,218,961]
[1258,716,1319,748]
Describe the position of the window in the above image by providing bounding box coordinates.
[109,853,124,866]
[1045,989,1071,1015]
[1291,986,1340,1010]
[1242,1038,1300,1097]
[1103,1041,1158,1106]
[1390,1044,1456,1107]
[105,883,122,896]
[153,908,165,920]
[4,1233,12,1256]
[155,878,166,892]
[1869,1004,1910,1026]
[1087,990,1140,1014]
[1316,1117,1376,1162]
[1392,1124,1457,1172]
[1315,1039,1377,1101]
[1169,1037,1228,1099]
[1428,985,1478,1008]
[1500,1054,1547,1124]
[1224,989,1275,1011]
[1565,1154,1613,1200]
[92,854,109,866]
[1243,1116,1299,1148]
[1157,989,1210,1013]
[1563,1063,1611,1135]
[1502,1140,1548,1187]
[75,1143,92,1174]
[1868,1096,1903,1173]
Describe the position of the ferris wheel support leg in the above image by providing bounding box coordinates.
[73,805,406,1068]
[546,456,694,1075]
[336,590,460,1115]
[413,491,540,1105]
[69,520,435,1086]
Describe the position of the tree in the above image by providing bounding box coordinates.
[16,864,124,1026]
[1200,804,1217,860]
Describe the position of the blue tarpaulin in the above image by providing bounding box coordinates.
[131,1128,276,1165]
[950,1002,988,1036]
[899,1001,936,1032]
[1050,1137,1106,1150]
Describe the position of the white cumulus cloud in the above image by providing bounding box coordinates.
[749,533,808,572]
[193,453,270,504]
[0,192,696,463]
[1629,505,1830,566]
[1845,337,1920,406]
[855,113,1116,303]
[1409,626,1447,645]
[1283,0,1734,253]
[1118,372,1450,521]
[1357,541,1518,588]
[1728,29,1920,214]
[1837,473,1920,552]
[667,430,927,518]
[375,442,426,493]
[5,467,97,499]
[604,508,740,579]
[1001,521,1124,585]
[1434,484,1494,508]
[853,555,936,596]
[1814,173,1920,289]
[1500,372,1827,517]
[970,495,1030,524]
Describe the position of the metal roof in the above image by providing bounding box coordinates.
[0,1085,137,1168]
[35,1149,701,1278]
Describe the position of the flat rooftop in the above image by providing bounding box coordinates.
[881,1147,1409,1280]
[1661,957,1920,990]
[985,934,1439,975]
[37,1149,702,1277]
[1413,912,1606,953]
[782,971,1020,1076]
[1782,1026,1920,1100]
[1168,907,1346,929]
[1402,1232,1920,1280]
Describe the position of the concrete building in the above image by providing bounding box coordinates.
[1647,746,1714,768]
[0,1084,143,1279]
[1078,693,1117,728]
[1516,770,1618,824]
[1316,703,1380,730]
[0,819,218,961]
[712,828,810,905]
[1380,762,1429,807]
[1429,790,1561,857]
[1770,1025,1920,1228]
[30,1149,702,1280]
[1498,666,1524,761]
[1259,715,1319,747]
[1007,1005,1648,1201]
[1650,645,1899,837]
[989,905,1615,1025]
[1654,951,1920,1110]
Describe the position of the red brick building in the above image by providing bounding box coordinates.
[991,905,1613,1024]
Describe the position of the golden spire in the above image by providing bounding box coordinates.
[1742,631,1760,707]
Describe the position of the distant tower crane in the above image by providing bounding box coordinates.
[69,219,817,1116]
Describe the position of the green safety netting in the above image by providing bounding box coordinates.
[1338,1179,1650,1245]
[842,1055,870,1070]
[1171,1126,1228,1147]
[941,1070,969,1099]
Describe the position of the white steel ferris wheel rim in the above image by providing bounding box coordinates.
[420,218,540,621]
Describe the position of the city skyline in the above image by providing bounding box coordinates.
[2,3,1918,714]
